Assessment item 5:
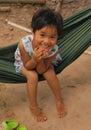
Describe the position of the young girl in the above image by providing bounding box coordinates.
[14,8,67,122]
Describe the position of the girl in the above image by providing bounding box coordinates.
[14,8,67,122]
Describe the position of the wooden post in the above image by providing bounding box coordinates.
[55,0,63,12]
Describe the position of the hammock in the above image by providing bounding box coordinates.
[0,5,91,83]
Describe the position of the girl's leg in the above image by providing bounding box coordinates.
[43,65,67,118]
[21,67,47,122]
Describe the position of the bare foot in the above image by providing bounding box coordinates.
[30,106,47,122]
[56,101,67,118]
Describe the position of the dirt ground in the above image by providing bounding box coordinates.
[0,1,91,130]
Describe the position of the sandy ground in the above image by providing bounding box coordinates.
[0,1,91,130]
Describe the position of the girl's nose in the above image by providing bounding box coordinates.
[44,38,50,45]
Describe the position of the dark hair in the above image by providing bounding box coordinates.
[31,8,63,38]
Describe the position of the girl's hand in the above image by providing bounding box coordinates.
[32,46,49,62]
[39,45,49,58]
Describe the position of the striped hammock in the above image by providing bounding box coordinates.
[0,5,91,83]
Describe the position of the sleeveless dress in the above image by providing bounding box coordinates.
[14,35,62,73]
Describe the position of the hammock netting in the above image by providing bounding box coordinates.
[0,5,91,83]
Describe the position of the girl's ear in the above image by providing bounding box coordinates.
[32,31,35,37]
[30,28,34,35]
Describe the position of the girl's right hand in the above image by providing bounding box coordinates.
[32,47,46,62]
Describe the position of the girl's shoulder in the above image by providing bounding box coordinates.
[21,35,33,44]
[21,35,34,55]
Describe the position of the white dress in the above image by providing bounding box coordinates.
[14,35,62,73]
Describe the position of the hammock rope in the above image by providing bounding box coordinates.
[0,5,91,83]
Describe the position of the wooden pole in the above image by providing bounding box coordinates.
[0,0,45,4]
[5,19,32,33]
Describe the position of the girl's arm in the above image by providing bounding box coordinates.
[36,51,58,74]
[19,41,37,70]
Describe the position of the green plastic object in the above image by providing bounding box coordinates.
[1,120,19,130]
[17,125,27,130]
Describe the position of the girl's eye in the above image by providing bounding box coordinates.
[40,33,45,37]
[50,36,56,39]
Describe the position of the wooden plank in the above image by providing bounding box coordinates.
[0,6,11,12]
[0,0,45,4]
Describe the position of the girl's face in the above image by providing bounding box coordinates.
[32,25,58,50]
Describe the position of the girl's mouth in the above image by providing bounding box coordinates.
[40,44,50,50]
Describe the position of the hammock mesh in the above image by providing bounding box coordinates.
[0,5,91,83]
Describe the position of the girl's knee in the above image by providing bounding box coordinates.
[27,70,38,81]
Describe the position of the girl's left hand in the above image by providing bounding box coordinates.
[39,45,49,58]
